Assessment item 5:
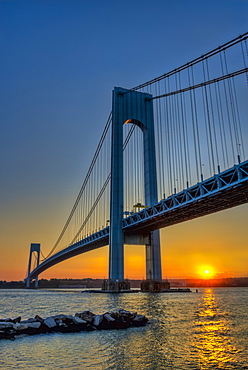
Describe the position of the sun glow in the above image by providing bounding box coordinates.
[197,266,215,279]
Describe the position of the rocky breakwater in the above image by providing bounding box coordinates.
[0,309,149,340]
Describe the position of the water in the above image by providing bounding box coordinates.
[0,288,248,369]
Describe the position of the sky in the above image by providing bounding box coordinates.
[0,0,248,282]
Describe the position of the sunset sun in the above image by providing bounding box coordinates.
[202,268,213,278]
[198,266,215,278]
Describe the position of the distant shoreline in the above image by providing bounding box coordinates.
[1,277,248,289]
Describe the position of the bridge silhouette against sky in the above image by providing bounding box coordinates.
[26,32,248,291]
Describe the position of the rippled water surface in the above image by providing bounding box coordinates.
[1,288,248,369]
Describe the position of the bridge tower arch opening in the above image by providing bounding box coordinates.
[108,87,162,289]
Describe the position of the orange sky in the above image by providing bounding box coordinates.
[1,203,247,282]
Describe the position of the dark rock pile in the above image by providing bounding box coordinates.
[0,309,149,340]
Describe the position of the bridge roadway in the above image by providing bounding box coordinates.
[28,160,248,280]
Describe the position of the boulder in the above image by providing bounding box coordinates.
[54,319,65,327]
[71,316,87,325]
[104,313,116,322]
[0,309,149,339]
[0,322,14,330]
[131,314,148,326]
[34,315,44,324]
[119,309,131,315]
[62,316,79,326]
[43,317,57,328]
[26,322,41,329]
[92,315,103,327]
[51,314,68,320]
[13,323,29,331]
[13,316,22,323]
[76,311,95,323]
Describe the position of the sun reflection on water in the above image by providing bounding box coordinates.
[193,289,239,369]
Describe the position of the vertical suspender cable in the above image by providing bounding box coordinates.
[232,76,245,160]
[191,66,202,181]
[220,51,235,164]
[223,51,240,162]
[165,77,173,195]
[155,82,161,197]
[214,80,227,170]
[158,81,165,199]
[206,58,220,171]
[202,58,215,175]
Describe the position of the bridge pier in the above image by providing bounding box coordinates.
[146,230,162,281]
[106,87,162,292]
[26,243,40,288]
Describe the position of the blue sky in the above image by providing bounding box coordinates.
[0,0,248,280]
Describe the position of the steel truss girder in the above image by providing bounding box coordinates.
[28,228,110,280]
[122,160,248,233]
[27,160,248,280]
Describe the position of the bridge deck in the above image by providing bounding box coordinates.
[123,161,248,234]
[27,160,248,280]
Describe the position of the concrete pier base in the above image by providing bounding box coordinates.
[102,279,131,292]
[141,280,170,293]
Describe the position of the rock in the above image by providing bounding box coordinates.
[0,322,14,330]
[43,317,57,328]
[34,315,44,323]
[119,309,131,315]
[13,316,22,323]
[60,316,76,326]
[107,312,130,329]
[54,319,65,326]
[104,313,116,322]
[51,314,68,320]
[131,314,148,326]
[76,311,95,323]
[26,322,41,329]
[0,309,149,339]
[71,316,87,325]
[13,323,29,331]
[93,315,103,327]
[133,314,147,321]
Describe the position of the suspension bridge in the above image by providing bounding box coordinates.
[26,32,248,291]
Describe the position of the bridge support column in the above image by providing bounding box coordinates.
[108,89,125,284]
[106,87,162,292]
[26,243,40,288]
[146,230,162,281]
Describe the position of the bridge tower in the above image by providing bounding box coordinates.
[26,243,40,288]
[106,87,162,291]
